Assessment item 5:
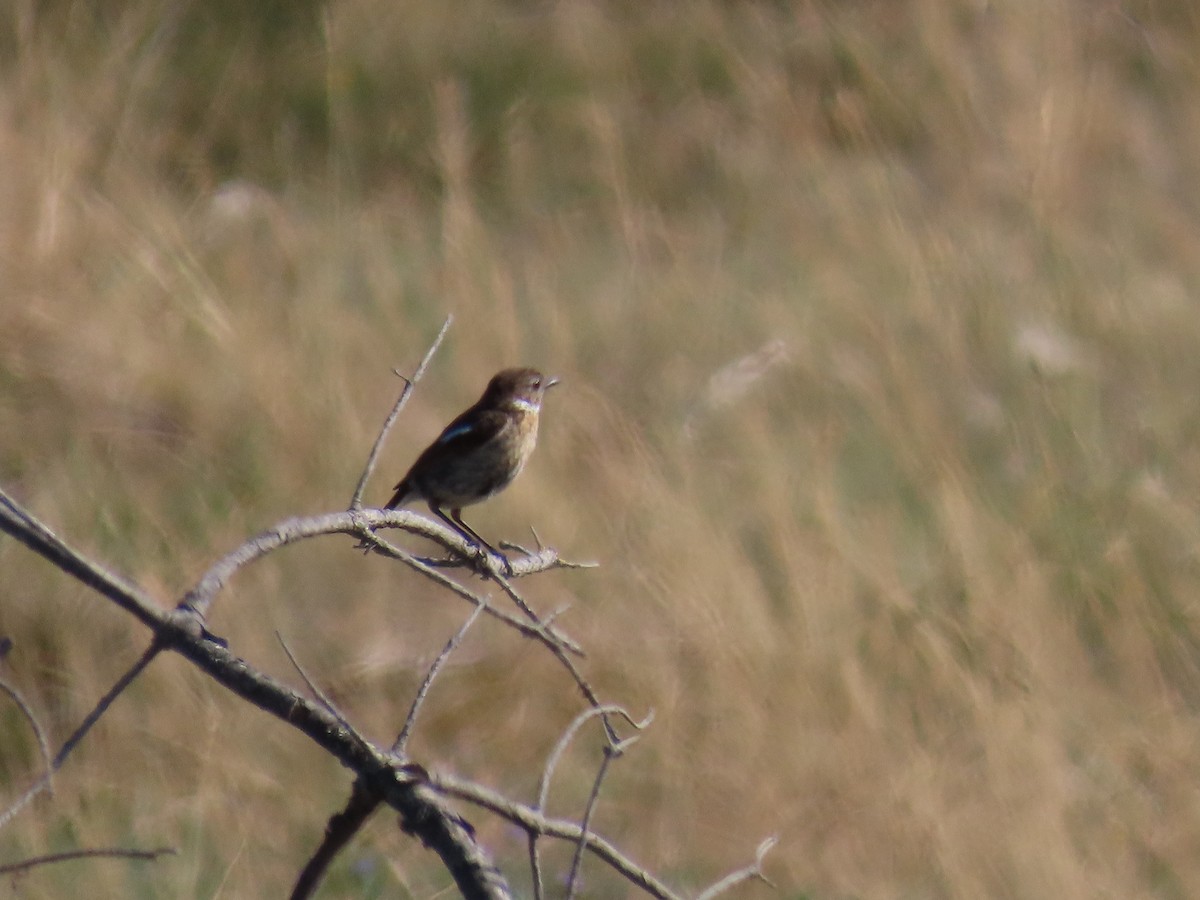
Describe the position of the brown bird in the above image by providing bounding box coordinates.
[384,367,558,566]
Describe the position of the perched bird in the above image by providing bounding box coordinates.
[384,367,558,567]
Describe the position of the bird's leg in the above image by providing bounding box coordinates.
[432,507,512,575]
[450,509,514,576]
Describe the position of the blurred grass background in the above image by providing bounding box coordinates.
[4,0,1200,896]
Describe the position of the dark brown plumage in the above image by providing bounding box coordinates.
[385,367,557,563]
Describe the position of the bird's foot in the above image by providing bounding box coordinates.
[470,545,512,578]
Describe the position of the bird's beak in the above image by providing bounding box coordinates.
[545,376,561,390]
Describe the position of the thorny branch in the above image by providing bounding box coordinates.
[0,324,776,896]
[0,487,512,899]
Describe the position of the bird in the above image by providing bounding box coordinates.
[382,367,558,569]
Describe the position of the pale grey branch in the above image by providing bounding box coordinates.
[432,771,680,900]
[178,507,564,623]
[694,836,779,900]
[566,731,642,900]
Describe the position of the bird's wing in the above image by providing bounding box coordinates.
[391,408,511,494]
[430,407,510,453]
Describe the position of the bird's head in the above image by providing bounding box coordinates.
[484,367,559,412]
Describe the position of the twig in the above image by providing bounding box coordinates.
[538,706,651,814]
[565,732,641,900]
[361,528,584,656]
[507,619,619,744]
[178,508,567,624]
[0,673,54,800]
[377,544,609,738]
[411,548,594,571]
[290,780,381,900]
[0,488,167,632]
[0,643,161,831]
[694,836,779,900]
[350,315,452,510]
[432,771,680,900]
[531,705,648,900]
[276,633,374,757]
[499,538,599,571]
[394,603,485,754]
[489,571,554,631]
[0,846,176,876]
[0,490,513,899]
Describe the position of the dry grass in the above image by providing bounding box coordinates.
[4,0,1200,896]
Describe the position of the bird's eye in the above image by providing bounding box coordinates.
[532,378,541,388]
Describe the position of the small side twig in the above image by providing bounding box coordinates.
[538,706,652,814]
[565,732,642,900]
[290,780,381,900]
[531,706,650,900]
[394,603,485,754]
[489,571,555,632]
[276,632,374,757]
[0,846,177,876]
[362,528,584,657]
[350,315,452,510]
[432,771,679,900]
[0,672,54,800]
[694,836,779,900]
[289,599,484,900]
[0,642,161,831]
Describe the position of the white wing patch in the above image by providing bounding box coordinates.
[438,422,477,444]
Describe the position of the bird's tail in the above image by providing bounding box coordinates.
[384,479,413,510]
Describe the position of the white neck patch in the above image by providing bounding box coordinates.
[510,398,539,414]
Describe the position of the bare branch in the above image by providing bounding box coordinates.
[694,836,779,900]
[0,846,176,876]
[0,490,512,899]
[286,598,482,900]
[276,632,373,757]
[0,488,168,632]
[178,508,566,624]
[532,705,649,899]
[350,315,453,509]
[499,538,599,571]
[394,603,485,754]
[0,644,161,831]
[566,732,642,900]
[0,671,54,800]
[361,528,585,657]
[290,780,381,900]
[489,570,556,632]
[411,547,593,572]
[538,706,651,814]
[433,772,680,900]
[0,427,735,898]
